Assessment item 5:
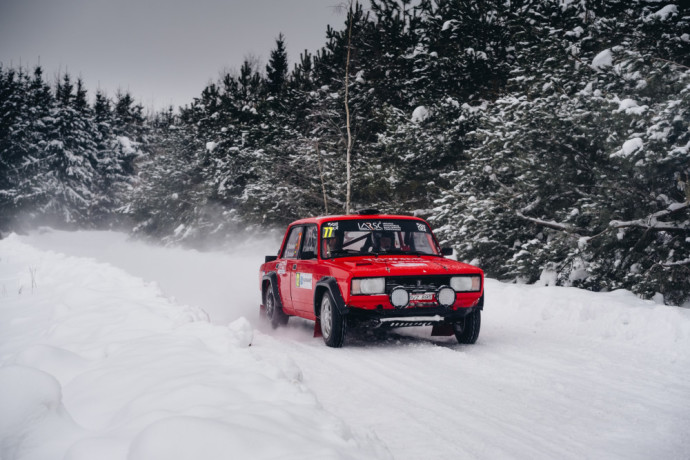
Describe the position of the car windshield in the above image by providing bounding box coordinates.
[320,219,440,259]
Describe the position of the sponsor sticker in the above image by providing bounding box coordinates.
[383,222,401,231]
[416,223,427,232]
[296,273,313,289]
[356,221,402,232]
[277,261,287,275]
[358,222,383,231]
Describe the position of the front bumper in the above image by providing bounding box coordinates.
[345,304,480,328]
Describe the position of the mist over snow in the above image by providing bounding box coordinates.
[19,229,283,325]
[1,230,689,459]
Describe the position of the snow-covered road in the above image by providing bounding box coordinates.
[253,283,690,460]
[3,230,690,460]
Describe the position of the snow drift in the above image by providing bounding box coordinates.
[0,234,389,460]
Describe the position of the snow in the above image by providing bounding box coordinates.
[116,136,136,155]
[591,49,613,70]
[615,98,647,115]
[646,4,678,21]
[411,106,429,123]
[565,26,584,38]
[612,137,643,158]
[355,70,366,84]
[0,233,387,460]
[3,230,690,460]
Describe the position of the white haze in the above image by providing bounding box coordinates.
[20,229,282,326]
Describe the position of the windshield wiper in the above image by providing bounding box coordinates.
[329,249,366,258]
[378,249,428,256]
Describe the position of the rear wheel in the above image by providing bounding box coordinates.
[454,309,481,344]
[320,291,346,348]
[265,287,288,329]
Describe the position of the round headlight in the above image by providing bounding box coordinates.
[437,286,456,307]
[390,287,409,309]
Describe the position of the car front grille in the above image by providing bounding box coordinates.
[384,276,451,294]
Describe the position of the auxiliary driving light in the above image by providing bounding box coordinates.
[437,286,456,307]
[390,287,410,309]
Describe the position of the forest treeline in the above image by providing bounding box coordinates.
[1,0,689,304]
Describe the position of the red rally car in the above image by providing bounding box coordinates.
[259,211,484,347]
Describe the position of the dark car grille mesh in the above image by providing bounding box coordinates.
[385,276,451,293]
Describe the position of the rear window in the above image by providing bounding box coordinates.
[281,226,303,259]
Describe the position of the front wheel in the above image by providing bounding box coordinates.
[320,292,346,348]
[454,309,481,344]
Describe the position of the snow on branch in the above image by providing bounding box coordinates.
[517,201,690,243]
[609,201,690,232]
[516,212,573,232]
[662,258,690,267]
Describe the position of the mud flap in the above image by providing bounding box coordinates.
[259,304,266,318]
[313,319,323,338]
[431,323,454,336]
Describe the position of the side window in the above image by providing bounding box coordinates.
[301,226,317,257]
[281,226,303,259]
[412,232,435,253]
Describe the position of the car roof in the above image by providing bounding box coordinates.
[288,214,428,226]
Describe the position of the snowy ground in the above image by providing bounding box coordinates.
[2,230,690,460]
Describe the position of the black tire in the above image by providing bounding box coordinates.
[319,291,346,348]
[454,309,481,344]
[265,287,288,329]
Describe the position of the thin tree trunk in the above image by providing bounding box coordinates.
[314,140,328,215]
[344,2,353,215]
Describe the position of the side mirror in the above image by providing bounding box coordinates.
[441,247,453,256]
[300,250,316,260]
[265,255,278,263]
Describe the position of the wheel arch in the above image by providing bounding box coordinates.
[262,272,284,310]
[313,277,346,318]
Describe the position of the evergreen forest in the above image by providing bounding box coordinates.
[1,0,689,305]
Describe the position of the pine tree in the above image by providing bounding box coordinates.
[265,33,289,98]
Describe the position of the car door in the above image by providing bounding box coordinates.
[290,224,319,317]
[277,225,303,315]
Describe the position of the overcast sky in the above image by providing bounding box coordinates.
[0,0,353,111]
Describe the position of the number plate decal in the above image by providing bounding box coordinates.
[410,293,434,301]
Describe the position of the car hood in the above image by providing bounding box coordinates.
[327,255,481,277]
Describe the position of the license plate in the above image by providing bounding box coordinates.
[410,293,434,301]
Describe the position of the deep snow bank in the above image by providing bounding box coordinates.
[487,279,690,352]
[0,235,390,460]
